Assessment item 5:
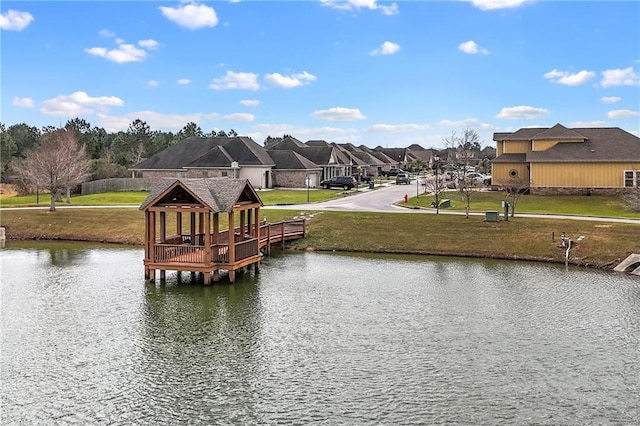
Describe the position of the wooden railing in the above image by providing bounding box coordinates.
[154,243,205,264]
[152,219,305,266]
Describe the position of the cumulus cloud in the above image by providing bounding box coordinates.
[313,107,366,121]
[85,38,157,63]
[138,39,160,49]
[0,10,34,31]
[40,91,124,117]
[320,0,399,15]
[458,40,489,55]
[178,78,191,85]
[607,109,639,119]
[160,3,218,30]
[496,105,549,119]
[222,113,254,122]
[601,67,639,88]
[96,111,204,133]
[12,97,34,108]
[368,123,430,132]
[543,69,596,86]
[264,71,317,88]
[147,80,159,88]
[210,71,260,90]
[370,41,401,56]
[600,96,621,104]
[467,0,530,11]
[439,118,493,129]
[240,100,260,107]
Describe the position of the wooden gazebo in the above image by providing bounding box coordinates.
[140,178,263,284]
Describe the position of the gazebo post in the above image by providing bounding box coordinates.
[190,212,196,245]
[228,210,235,283]
[204,211,211,286]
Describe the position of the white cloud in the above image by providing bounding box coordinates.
[99,29,115,38]
[240,100,260,107]
[178,78,191,85]
[147,80,159,88]
[313,107,366,121]
[601,67,639,88]
[438,118,493,129]
[600,96,621,104]
[0,10,34,31]
[96,111,204,133]
[40,91,124,117]
[370,41,401,56]
[160,3,218,30]
[138,39,160,50]
[264,71,317,88]
[467,0,530,11]
[85,40,151,63]
[458,40,489,55]
[210,71,259,90]
[223,113,254,122]
[608,109,639,119]
[543,69,596,86]
[496,105,549,119]
[12,97,34,108]
[368,123,430,132]
[569,120,609,128]
[320,0,399,15]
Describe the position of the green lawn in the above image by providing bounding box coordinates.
[403,190,640,219]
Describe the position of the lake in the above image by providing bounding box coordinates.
[1,242,639,424]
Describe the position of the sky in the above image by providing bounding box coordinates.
[1,0,639,149]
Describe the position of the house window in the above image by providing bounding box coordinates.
[509,169,518,178]
[624,170,639,187]
[222,171,228,177]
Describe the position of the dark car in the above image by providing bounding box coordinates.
[395,172,411,185]
[386,168,405,177]
[320,176,357,190]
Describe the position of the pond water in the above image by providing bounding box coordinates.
[1,242,639,425]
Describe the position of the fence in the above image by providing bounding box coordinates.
[81,178,151,195]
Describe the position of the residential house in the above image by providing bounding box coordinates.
[492,123,640,194]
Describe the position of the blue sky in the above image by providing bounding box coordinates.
[1,0,639,149]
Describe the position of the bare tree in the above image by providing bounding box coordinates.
[504,176,530,217]
[422,174,446,214]
[456,174,480,218]
[15,129,92,211]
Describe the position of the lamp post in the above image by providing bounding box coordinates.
[306,175,310,203]
[433,155,440,214]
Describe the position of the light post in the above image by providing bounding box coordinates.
[433,156,440,214]
[306,175,310,203]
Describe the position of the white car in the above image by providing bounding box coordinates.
[465,172,486,185]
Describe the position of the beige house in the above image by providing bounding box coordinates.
[492,124,640,194]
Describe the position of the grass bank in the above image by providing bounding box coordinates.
[2,208,638,270]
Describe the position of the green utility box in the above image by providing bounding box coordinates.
[485,211,500,222]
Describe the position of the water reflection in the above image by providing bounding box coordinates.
[1,244,639,424]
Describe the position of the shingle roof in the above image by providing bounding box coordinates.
[526,128,640,162]
[492,153,527,163]
[268,150,322,170]
[139,178,262,212]
[532,123,586,140]
[133,136,273,170]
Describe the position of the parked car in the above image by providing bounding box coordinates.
[352,174,372,183]
[395,172,411,185]
[465,172,486,186]
[384,168,405,177]
[483,175,492,186]
[320,176,357,190]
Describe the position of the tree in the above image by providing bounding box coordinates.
[456,174,480,218]
[173,122,203,144]
[228,129,238,137]
[504,176,530,217]
[264,135,283,148]
[1,124,18,180]
[15,129,92,211]
[7,123,40,157]
[216,129,228,137]
[424,159,446,214]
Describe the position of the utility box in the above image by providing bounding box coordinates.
[439,199,451,208]
[485,211,500,222]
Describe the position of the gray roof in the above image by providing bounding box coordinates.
[267,136,308,151]
[268,150,321,170]
[139,178,262,212]
[133,136,274,170]
[492,153,527,163]
[493,126,640,163]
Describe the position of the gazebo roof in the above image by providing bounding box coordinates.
[139,178,263,212]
